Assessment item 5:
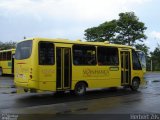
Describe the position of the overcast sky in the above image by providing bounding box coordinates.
[0,0,160,51]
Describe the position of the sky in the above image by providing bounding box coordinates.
[0,0,160,51]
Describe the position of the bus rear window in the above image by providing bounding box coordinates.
[15,40,32,60]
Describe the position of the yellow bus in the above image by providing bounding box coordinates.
[0,49,15,76]
[14,38,144,95]
[136,50,146,73]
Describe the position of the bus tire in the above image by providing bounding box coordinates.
[56,91,65,95]
[30,89,37,93]
[70,90,74,95]
[130,78,140,91]
[24,88,28,92]
[109,87,118,91]
[74,82,86,96]
[0,68,3,76]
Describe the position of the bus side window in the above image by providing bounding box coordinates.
[98,47,119,66]
[39,42,54,65]
[73,45,96,65]
[3,52,6,61]
[132,50,142,70]
[7,51,11,60]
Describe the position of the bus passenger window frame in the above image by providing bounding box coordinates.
[2,52,7,61]
[7,51,12,61]
[97,46,119,66]
[38,41,55,65]
[0,53,2,61]
[73,44,97,66]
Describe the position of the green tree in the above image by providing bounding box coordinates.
[150,44,160,71]
[84,20,117,42]
[116,12,147,45]
[0,41,16,50]
[84,27,103,42]
[84,12,147,45]
[135,43,149,56]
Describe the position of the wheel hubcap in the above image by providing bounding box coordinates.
[133,81,139,88]
[77,85,84,94]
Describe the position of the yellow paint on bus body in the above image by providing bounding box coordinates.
[14,38,144,92]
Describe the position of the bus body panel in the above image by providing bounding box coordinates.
[72,66,121,89]
[38,42,59,91]
[14,40,38,89]
[0,49,15,75]
[0,61,12,74]
[131,70,144,84]
[38,63,56,91]
[15,59,34,84]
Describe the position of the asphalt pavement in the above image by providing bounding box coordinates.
[0,72,160,120]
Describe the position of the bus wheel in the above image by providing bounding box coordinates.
[74,82,86,96]
[70,90,75,95]
[56,91,65,95]
[109,87,118,92]
[130,78,140,91]
[0,68,3,76]
[30,89,37,93]
[24,88,28,92]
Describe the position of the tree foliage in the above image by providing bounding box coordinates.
[135,43,149,56]
[150,44,160,71]
[116,12,147,45]
[0,41,16,50]
[84,12,147,46]
[84,20,118,42]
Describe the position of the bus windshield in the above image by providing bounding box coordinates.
[15,40,32,60]
[136,51,146,72]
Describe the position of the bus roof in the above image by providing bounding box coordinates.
[0,49,15,53]
[135,50,143,52]
[18,37,134,49]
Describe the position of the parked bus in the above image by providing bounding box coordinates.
[14,38,144,95]
[0,49,15,76]
[136,50,146,73]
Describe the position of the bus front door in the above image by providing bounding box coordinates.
[56,47,71,90]
[120,51,131,85]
